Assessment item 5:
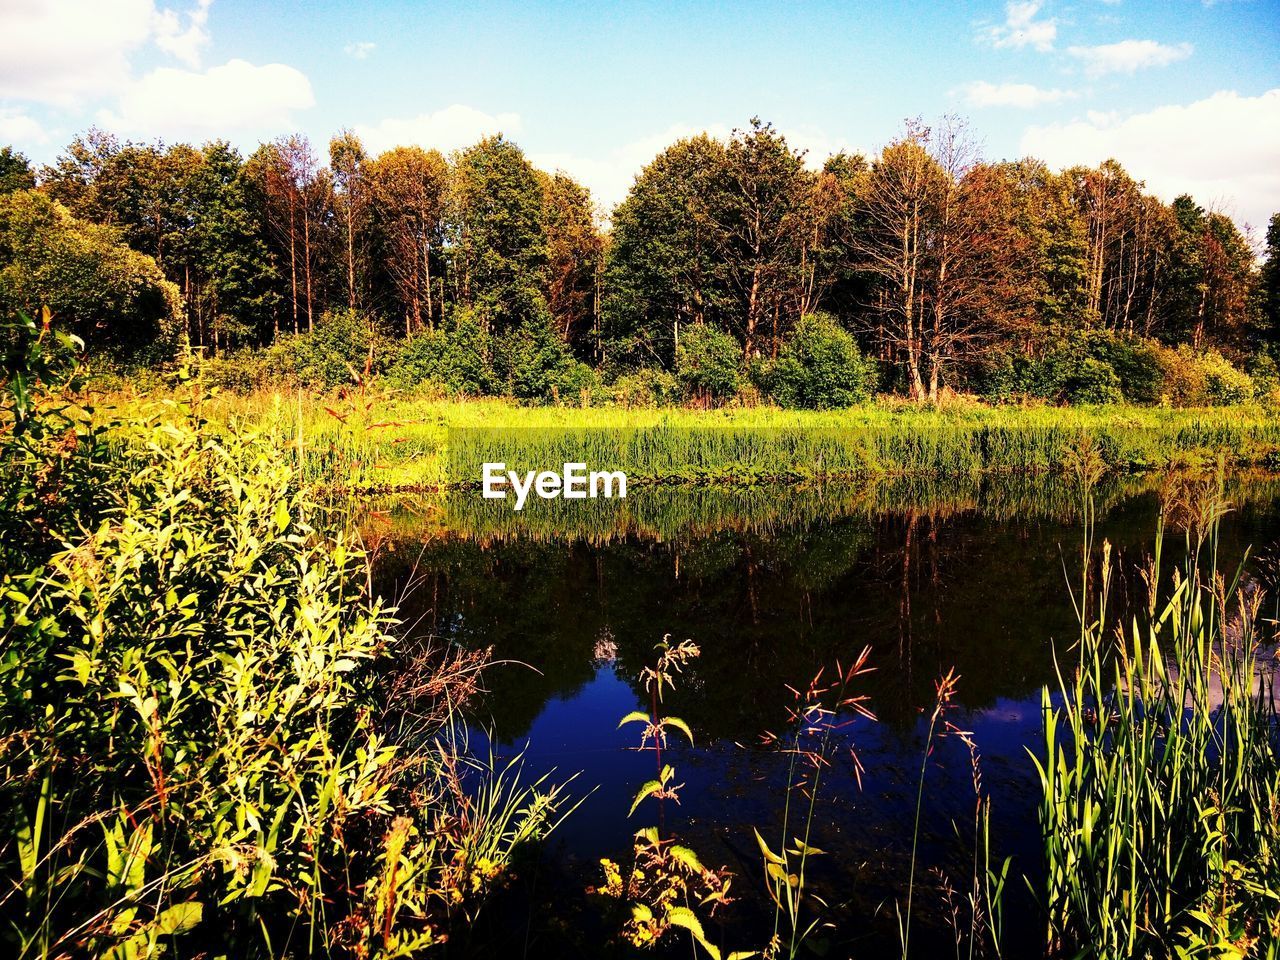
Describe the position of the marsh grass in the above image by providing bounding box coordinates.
[1035,464,1280,956]
[94,387,1280,493]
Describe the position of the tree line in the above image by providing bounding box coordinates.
[0,117,1277,402]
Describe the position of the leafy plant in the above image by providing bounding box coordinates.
[597,636,750,960]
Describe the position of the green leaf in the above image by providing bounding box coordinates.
[661,715,695,745]
[155,901,203,936]
[274,501,290,532]
[668,844,705,874]
[617,711,651,729]
[629,779,662,817]
[666,906,719,960]
[753,827,784,865]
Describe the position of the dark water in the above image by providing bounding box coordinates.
[368,473,1280,958]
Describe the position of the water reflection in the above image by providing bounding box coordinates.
[367,472,1280,957]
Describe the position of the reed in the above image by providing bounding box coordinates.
[93,386,1280,493]
[1034,471,1280,956]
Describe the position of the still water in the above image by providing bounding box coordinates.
[369,473,1280,958]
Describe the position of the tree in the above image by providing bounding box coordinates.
[847,121,947,399]
[0,191,183,352]
[1261,213,1280,350]
[448,135,548,332]
[765,312,875,408]
[249,136,329,334]
[329,130,368,311]
[675,322,741,405]
[180,142,282,350]
[0,148,34,195]
[365,146,449,334]
[541,171,604,358]
[604,135,733,368]
[715,118,811,358]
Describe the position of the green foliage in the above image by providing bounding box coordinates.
[982,331,1254,407]
[1037,492,1280,958]
[450,135,549,328]
[0,148,35,195]
[0,311,114,564]
[490,312,581,400]
[0,191,183,354]
[1155,345,1255,406]
[676,323,742,404]
[759,312,876,408]
[385,308,496,395]
[608,368,680,408]
[1064,356,1123,404]
[0,332,574,957]
[603,135,733,367]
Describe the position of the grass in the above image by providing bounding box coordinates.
[89,385,1280,493]
[1035,461,1280,957]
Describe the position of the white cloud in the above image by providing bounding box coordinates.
[959,81,1079,108]
[982,1,1058,52]
[1021,88,1280,233]
[344,41,376,60]
[0,0,221,104]
[100,59,314,136]
[1066,39,1193,76]
[153,0,213,68]
[0,108,49,145]
[356,105,523,156]
[0,0,156,104]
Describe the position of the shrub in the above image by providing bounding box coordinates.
[609,367,680,408]
[675,322,741,405]
[1156,345,1254,406]
[762,312,875,408]
[286,307,387,389]
[0,191,184,355]
[1064,356,1124,405]
[491,313,581,401]
[385,310,497,395]
[1248,351,1280,405]
[0,334,573,956]
[550,359,602,404]
[1087,334,1164,404]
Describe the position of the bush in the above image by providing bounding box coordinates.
[0,191,184,355]
[980,332,1253,408]
[1087,334,1164,404]
[609,368,680,408]
[1248,352,1280,406]
[761,313,875,408]
[385,310,497,395]
[550,360,602,404]
[1155,345,1254,406]
[0,334,572,956]
[1064,356,1124,405]
[675,322,741,405]
[491,313,581,401]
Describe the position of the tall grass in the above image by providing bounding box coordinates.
[95,387,1280,493]
[1035,466,1280,956]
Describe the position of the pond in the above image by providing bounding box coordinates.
[368,472,1280,958]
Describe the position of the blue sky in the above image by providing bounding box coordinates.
[2,0,1278,229]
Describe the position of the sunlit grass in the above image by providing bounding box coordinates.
[92,386,1280,493]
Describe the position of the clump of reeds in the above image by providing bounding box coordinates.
[1035,468,1280,956]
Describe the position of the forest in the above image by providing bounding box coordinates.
[1,116,1278,408]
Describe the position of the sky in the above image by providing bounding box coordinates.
[1,0,1278,233]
